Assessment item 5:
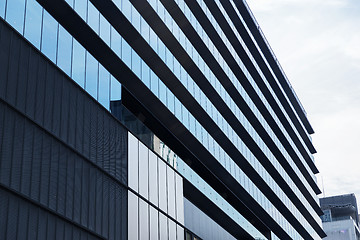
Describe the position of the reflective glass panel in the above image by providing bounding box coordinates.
[5,0,25,33]
[24,0,43,49]
[41,11,58,62]
[57,25,72,76]
[85,52,98,99]
[98,65,110,109]
[71,39,86,88]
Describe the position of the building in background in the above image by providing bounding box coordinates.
[0,0,326,239]
[320,194,360,240]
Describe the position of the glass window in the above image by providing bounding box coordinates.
[87,2,99,34]
[131,49,141,78]
[121,38,131,68]
[24,0,43,49]
[100,15,110,46]
[85,52,99,99]
[110,27,122,57]
[150,71,158,96]
[141,62,150,88]
[71,39,86,88]
[5,0,26,34]
[74,0,87,21]
[167,90,175,114]
[131,6,140,32]
[122,0,131,20]
[110,76,121,101]
[158,39,166,62]
[149,28,157,51]
[158,80,167,105]
[174,98,181,120]
[65,0,74,8]
[98,65,110,109]
[41,11,58,63]
[0,0,5,18]
[57,25,73,76]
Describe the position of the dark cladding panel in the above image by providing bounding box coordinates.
[0,188,103,240]
[0,101,128,239]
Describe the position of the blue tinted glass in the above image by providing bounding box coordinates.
[150,72,158,96]
[24,0,42,49]
[41,11,58,63]
[110,76,121,101]
[72,40,86,88]
[57,26,73,76]
[74,0,87,21]
[98,65,110,109]
[122,0,131,20]
[158,40,165,62]
[149,28,157,51]
[121,38,131,67]
[174,98,181,120]
[131,6,140,32]
[65,0,73,8]
[100,15,110,46]
[165,49,173,71]
[0,0,6,18]
[85,52,99,99]
[87,2,99,34]
[167,90,175,114]
[159,80,166,105]
[182,106,189,128]
[189,114,195,134]
[110,27,121,57]
[141,62,150,88]
[131,49,141,78]
[6,0,26,34]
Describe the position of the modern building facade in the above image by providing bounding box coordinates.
[320,194,360,240]
[0,0,326,239]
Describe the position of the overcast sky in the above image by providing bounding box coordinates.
[246,0,360,207]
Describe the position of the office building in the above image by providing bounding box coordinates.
[320,194,360,240]
[0,0,326,239]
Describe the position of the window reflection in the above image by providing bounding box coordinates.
[24,0,43,49]
[41,11,58,62]
[5,0,25,33]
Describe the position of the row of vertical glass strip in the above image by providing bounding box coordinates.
[0,0,319,239]
[172,0,320,227]
[142,0,321,238]
[149,0,319,216]
[0,0,122,110]
[0,0,265,239]
[188,0,317,188]
[229,0,313,145]
[212,0,316,175]
[71,0,320,238]
[240,0,311,129]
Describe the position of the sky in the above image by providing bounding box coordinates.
[245,0,360,208]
